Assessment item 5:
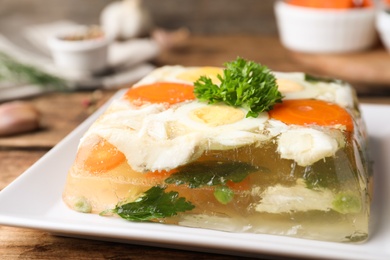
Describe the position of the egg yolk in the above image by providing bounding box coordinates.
[176,67,223,85]
[189,105,245,126]
[276,79,305,93]
[124,82,195,105]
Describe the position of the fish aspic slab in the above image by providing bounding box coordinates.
[63,58,371,243]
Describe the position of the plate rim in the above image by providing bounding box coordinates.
[0,98,389,260]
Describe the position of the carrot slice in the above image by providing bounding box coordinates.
[76,136,126,173]
[124,82,195,105]
[269,99,354,131]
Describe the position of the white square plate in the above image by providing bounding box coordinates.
[0,92,389,259]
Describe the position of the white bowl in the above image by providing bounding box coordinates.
[376,10,390,52]
[274,1,377,53]
[48,26,112,75]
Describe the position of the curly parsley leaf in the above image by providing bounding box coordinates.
[194,57,283,118]
[165,161,263,188]
[110,186,195,222]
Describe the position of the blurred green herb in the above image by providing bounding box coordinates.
[303,167,338,190]
[0,52,68,90]
[304,73,344,84]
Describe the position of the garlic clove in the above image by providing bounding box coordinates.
[100,0,154,41]
[0,101,40,136]
[151,27,190,50]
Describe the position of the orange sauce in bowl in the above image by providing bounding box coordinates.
[287,0,373,9]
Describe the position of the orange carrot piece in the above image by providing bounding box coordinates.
[226,176,251,191]
[124,82,196,105]
[269,99,354,131]
[77,136,126,173]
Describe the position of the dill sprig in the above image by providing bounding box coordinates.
[0,52,68,91]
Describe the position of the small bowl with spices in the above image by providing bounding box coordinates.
[48,26,112,75]
[274,0,377,53]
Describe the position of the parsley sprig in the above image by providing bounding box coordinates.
[165,161,260,188]
[104,161,263,222]
[104,186,194,222]
[194,57,283,118]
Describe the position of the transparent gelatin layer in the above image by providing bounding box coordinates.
[168,139,371,243]
[63,130,371,243]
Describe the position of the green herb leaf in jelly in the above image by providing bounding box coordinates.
[165,160,262,188]
[332,192,362,214]
[304,73,344,85]
[108,186,195,222]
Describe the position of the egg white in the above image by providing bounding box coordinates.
[83,98,272,172]
[133,65,224,87]
[277,127,341,166]
[170,101,270,149]
[80,66,355,172]
[133,65,190,86]
[273,72,354,108]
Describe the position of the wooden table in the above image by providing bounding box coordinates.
[1,35,390,259]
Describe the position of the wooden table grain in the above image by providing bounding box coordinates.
[1,35,389,260]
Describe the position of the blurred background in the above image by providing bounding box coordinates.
[0,0,278,61]
[0,0,291,102]
[0,0,277,36]
[0,0,389,101]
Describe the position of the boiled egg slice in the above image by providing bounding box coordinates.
[134,66,224,87]
[133,65,188,86]
[170,101,269,149]
[274,71,354,108]
[274,72,321,100]
[175,66,223,85]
